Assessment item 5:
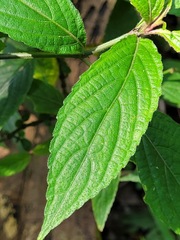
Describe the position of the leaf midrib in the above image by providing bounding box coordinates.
[18,0,84,48]
[51,37,140,218]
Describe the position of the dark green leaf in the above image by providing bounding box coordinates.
[0,152,30,176]
[0,40,5,51]
[0,60,34,129]
[0,0,86,54]
[104,0,139,41]
[135,111,180,234]
[38,35,163,239]
[92,176,119,231]
[169,0,180,16]
[27,79,63,115]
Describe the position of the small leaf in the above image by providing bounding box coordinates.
[130,0,165,23]
[0,0,86,54]
[33,59,59,86]
[38,35,163,239]
[0,60,34,129]
[27,79,63,115]
[92,175,119,231]
[154,29,180,52]
[135,111,180,234]
[0,40,5,51]
[32,140,50,156]
[0,153,30,176]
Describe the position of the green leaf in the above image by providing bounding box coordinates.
[0,40,5,51]
[0,60,34,129]
[0,0,86,54]
[162,80,180,107]
[130,0,165,23]
[104,0,139,41]
[38,35,163,240]
[0,152,30,176]
[33,59,59,86]
[135,111,180,234]
[169,0,180,16]
[162,59,180,106]
[92,175,119,231]
[154,30,180,52]
[32,140,50,156]
[27,79,63,115]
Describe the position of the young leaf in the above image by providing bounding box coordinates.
[27,79,63,115]
[130,0,165,23]
[38,35,162,240]
[0,60,34,129]
[135,111,180,234]
[0,0,86,54]
[153,30,180,52]
[0,153,30,176]
[92,175,119,231]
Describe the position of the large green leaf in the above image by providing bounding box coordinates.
[92,175,119,231]
[154,30,180,53]
[0,0,86,54]
[0,152,30,176]
[0,59,34,129]
[38,35,162,239]
[27,79,63,115]
[135,111,180,234]
[130,0,165,23]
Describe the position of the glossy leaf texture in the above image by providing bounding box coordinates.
[92,175,119,231]
[0,153,30,176]
[27,79,63,115]
[154,30,180,52]
[0,59,34,129]
[135,111,180,234]
[0,0,86,54]
[38,35,163,240]
[130,0,165,23]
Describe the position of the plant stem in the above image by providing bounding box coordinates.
[0,32,135,60]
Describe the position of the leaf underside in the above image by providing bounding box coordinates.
[0,0,86,54]
[38,35,162,240]
[135,111,180,234]
[92,175,119,231]
[155,30,180,53]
